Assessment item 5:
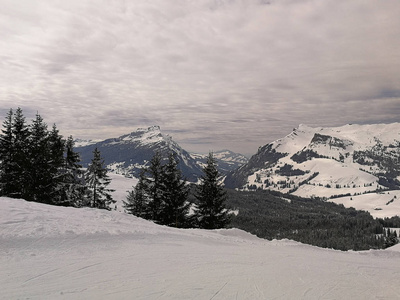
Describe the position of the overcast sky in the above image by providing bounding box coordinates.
[1,0,400,155]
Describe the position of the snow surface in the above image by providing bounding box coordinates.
[124,126,165,146]
[328,190,400,219]
[1,197,400,300]
[74,139,102,147]
[108,173,138,212]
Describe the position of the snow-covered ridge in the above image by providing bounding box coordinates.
[272,123,400,154]
[75,126,203,182]
[225,123,400,204]
[74,138,102,147]
[118,126,170,147]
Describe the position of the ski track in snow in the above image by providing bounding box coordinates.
[1,197,400,300]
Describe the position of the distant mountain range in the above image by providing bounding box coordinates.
[75,126,248,182]
[76,123,400,200]
[191,150,248,175]
[225,123,400,199]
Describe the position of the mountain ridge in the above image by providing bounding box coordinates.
[225,123,400,199]
[75,126,248,181]
[75,126,203,181]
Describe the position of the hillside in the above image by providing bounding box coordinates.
[1,197,400,299]
[225,123,400,200]
[327,190,400,219]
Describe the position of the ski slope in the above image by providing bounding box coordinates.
[1,197,400,300]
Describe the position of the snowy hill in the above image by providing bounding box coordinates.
[190,150,248,174]
[76,126,203,182]
[1,197,400,299]
[328,190,400,219]
[225,123,400,201]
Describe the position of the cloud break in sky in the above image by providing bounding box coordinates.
[1,0,400,155]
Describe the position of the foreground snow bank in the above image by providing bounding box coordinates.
[1,197,400,299]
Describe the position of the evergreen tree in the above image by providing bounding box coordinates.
[123,169,149,218]
[1,108,83,206]
[384,228,399,248]
[85,147,115,210]
[194,152,230,229]
[27,113,55,203]
[145,151,165,223]
[58,135,85,206]
[160,152,190,227]
[47,124,66,203]
[0,109,14,196]
[10,108,30,199]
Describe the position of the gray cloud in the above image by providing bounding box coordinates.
[0,0,399,155]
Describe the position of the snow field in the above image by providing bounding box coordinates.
[328,190,400,219]
[108,173,138,212]
[1,197,400,299]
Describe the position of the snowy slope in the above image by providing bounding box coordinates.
[226,123,400,200]
[108,173,138,212]
[1,197,400,299]
[328,190,400,218]
[74,138,102,147]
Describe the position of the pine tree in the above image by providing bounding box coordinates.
[1,108,83,206]
[11,108,30,199]
[57,135,85,206]
[384,228,399,248]
[0,109,14,196]
[85,147,115,210]
[47,124,67,203]
[27,113,55,203]
[145,151,165,223]
[194,152,230,229]
[124,169,149,218]
[160,152,190,227]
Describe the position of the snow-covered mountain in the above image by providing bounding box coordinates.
[225,123,400,199]
[76,126,203,182]
[76,126,249,181]
[2,197,399,299]
[190,150,249,174]
[74,138,102,147]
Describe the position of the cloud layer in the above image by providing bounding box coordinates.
[1,0,399,155]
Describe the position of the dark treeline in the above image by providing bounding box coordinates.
[0,108,115,210]
[0,108,231,229]
[124,152,231,229]
[225,189,397,251]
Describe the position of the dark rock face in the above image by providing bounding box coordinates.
[224,144,286,188]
